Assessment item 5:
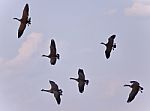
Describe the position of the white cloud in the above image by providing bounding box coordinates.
[0,32,43,71]
[125,0,150,16]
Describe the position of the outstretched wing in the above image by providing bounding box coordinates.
[50,39,57,65]
[127,88,138,103]
[18,22,26,38]
[107,35,116,46]
[22,4,29,19]
[50,39,56,55]
[49,80,59,91]
[108,35,116,42]
[105,49,111,59]
[78,81,85,93]
[78,69,85,80]
[54,91,61,104]
[50,57,56,65]
[130,81,138,84]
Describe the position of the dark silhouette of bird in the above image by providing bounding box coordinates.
[41,80,63,105]
[42,39,60,65]
[124,81,143,103]
[70,69,89,93]
[13,3,31,38]
[101,35,116,59]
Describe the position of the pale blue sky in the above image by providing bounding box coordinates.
[0,0,150,111]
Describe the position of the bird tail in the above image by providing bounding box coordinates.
[113,43,116,50]
[85,80,89,85]
[57,54,60,59]
[140,86,143,93]
[27,17,31,26]
[59,89,63,95]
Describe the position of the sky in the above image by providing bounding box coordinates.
[0,0,150,111]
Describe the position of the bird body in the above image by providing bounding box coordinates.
[124,81,143,103]
[42,39,60,65]
[13,4,31,38]
[70,69,89,93]
[41,80,62,105]
[101,35,116,59]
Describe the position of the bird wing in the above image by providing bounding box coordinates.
[50,39,57,65]
[108,35,116,41]
[107,35,115,46]
[78,69,85,80]
[54,91,61,104]
[18,22,26,38]
[105,49,111,59]
[130,81,138,84]
[127,88,139,103]
[22,4,29,19]
[78,81,85,93]
[50,39,57,56]
[49,80,59,91]
[50,57,57,65]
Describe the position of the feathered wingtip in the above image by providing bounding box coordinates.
[25,3,29,7]
[127,95,135,103]
[130,80,138,83]
[18,31,23,38]
[55,95,61,105]
[110,35,116,39]
[51,39,55,45]
[127,99,132,103]
[105,51,110,59]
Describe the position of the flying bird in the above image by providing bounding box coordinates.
[41,80,63,105]
[70,69,89,93]
[124,81,143,103]
[101,35,116,59]
[13,3,31,38]
[42,39,60,65]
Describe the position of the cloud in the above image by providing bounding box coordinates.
[125,0,150,16]
[0,32,43,71]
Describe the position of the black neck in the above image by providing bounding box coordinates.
[13,18,21,21]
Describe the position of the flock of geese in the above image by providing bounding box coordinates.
[13,3,144,105]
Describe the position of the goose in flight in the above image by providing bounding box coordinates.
[41,80,63,105]
[42,39,60,65]
[101,35,116,59]
[124,81,143,103]
[70,69,89,93]
[13,3,31,38]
